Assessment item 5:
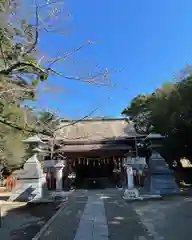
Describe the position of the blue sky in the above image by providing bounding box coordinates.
[36,0,192,119]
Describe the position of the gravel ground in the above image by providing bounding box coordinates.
[131,195,192,240]
[0,202,63,240]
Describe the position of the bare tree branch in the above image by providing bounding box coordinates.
[47,41,91,68]
[39,1,61,9]
[24,2,39,55]
[0,0,115,165]
[48,67,112,86]
[0,61,46,75]
[54,107,99,132]
[0,117,50,136]
[0,105,99,140]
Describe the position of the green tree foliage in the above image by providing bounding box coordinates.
[122,78,192,163]
[0,0,49,169]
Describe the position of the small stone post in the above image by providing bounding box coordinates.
[123,156,139,200]
[55,161,64,191]
[127,166,134,189]
[52,160,68,200]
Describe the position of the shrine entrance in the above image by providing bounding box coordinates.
[72,157,115,189]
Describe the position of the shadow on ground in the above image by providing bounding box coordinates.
[0,202,61,240]
[0,196,9,201]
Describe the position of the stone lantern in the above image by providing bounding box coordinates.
[145,133,179,195]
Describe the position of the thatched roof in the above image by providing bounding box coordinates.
[25,118,145,155]
[54,118,144,142]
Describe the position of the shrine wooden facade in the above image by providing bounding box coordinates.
[43,118,145,188]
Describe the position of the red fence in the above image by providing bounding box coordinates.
[5,175,17,191]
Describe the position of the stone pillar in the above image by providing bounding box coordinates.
[127,166,134,189]
[54,160,64,191]
[56,167,63,191]
[123,157,139,200]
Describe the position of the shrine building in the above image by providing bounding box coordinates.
[42,118,146,188]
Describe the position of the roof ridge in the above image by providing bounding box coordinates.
[60,117,129,122]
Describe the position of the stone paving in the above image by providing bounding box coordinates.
[39,189,192,240]
[39,191,88,240]
[38,189,154,240]
[2,189,192,239]
[74,195,109,240]
[104,191,153,240]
